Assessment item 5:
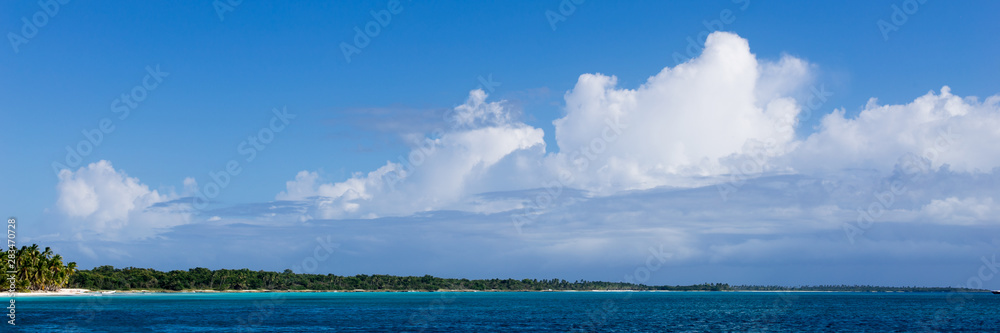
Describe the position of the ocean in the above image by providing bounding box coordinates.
[12,291,1000,332]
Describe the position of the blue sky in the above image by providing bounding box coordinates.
[2,0,1000,287]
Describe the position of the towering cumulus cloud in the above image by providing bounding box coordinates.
[549,32,808,192]
[278,31,1000,221]
[280,32,817,218]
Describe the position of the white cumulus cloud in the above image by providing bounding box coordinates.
[549,32,807,192]
[789,87,1000,174]
[280,31,815,217]
[921,196,996,225]
[54,160,190,240]
[277,91,546,219]
[275,31,1000,230]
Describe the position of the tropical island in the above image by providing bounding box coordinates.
[4,244,989,294]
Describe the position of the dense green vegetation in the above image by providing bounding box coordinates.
[66,266,988,293]
[68,266,655,291]
[6,245,987,293]
[1,244,78,292]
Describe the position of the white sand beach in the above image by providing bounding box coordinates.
[14,288,91,297]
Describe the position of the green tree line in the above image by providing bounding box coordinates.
[68,266,664,291]
[66,267,987,293]
[1,244,78,292]
[6,245,987,293]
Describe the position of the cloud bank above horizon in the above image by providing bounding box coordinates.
[269,31,1000,220]
[41,32,1000,286]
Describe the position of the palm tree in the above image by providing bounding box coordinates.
[62,262,78,288]
[46,254,67,291]
[5,244,78,292]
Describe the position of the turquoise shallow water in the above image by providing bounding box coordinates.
[11,291,1000,332]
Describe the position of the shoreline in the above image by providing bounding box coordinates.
[13,288,90,297]
[12,288,995,296]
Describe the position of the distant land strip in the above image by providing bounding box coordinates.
[65,266,989,293]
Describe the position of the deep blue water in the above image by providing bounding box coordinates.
[10,291,1000,332]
